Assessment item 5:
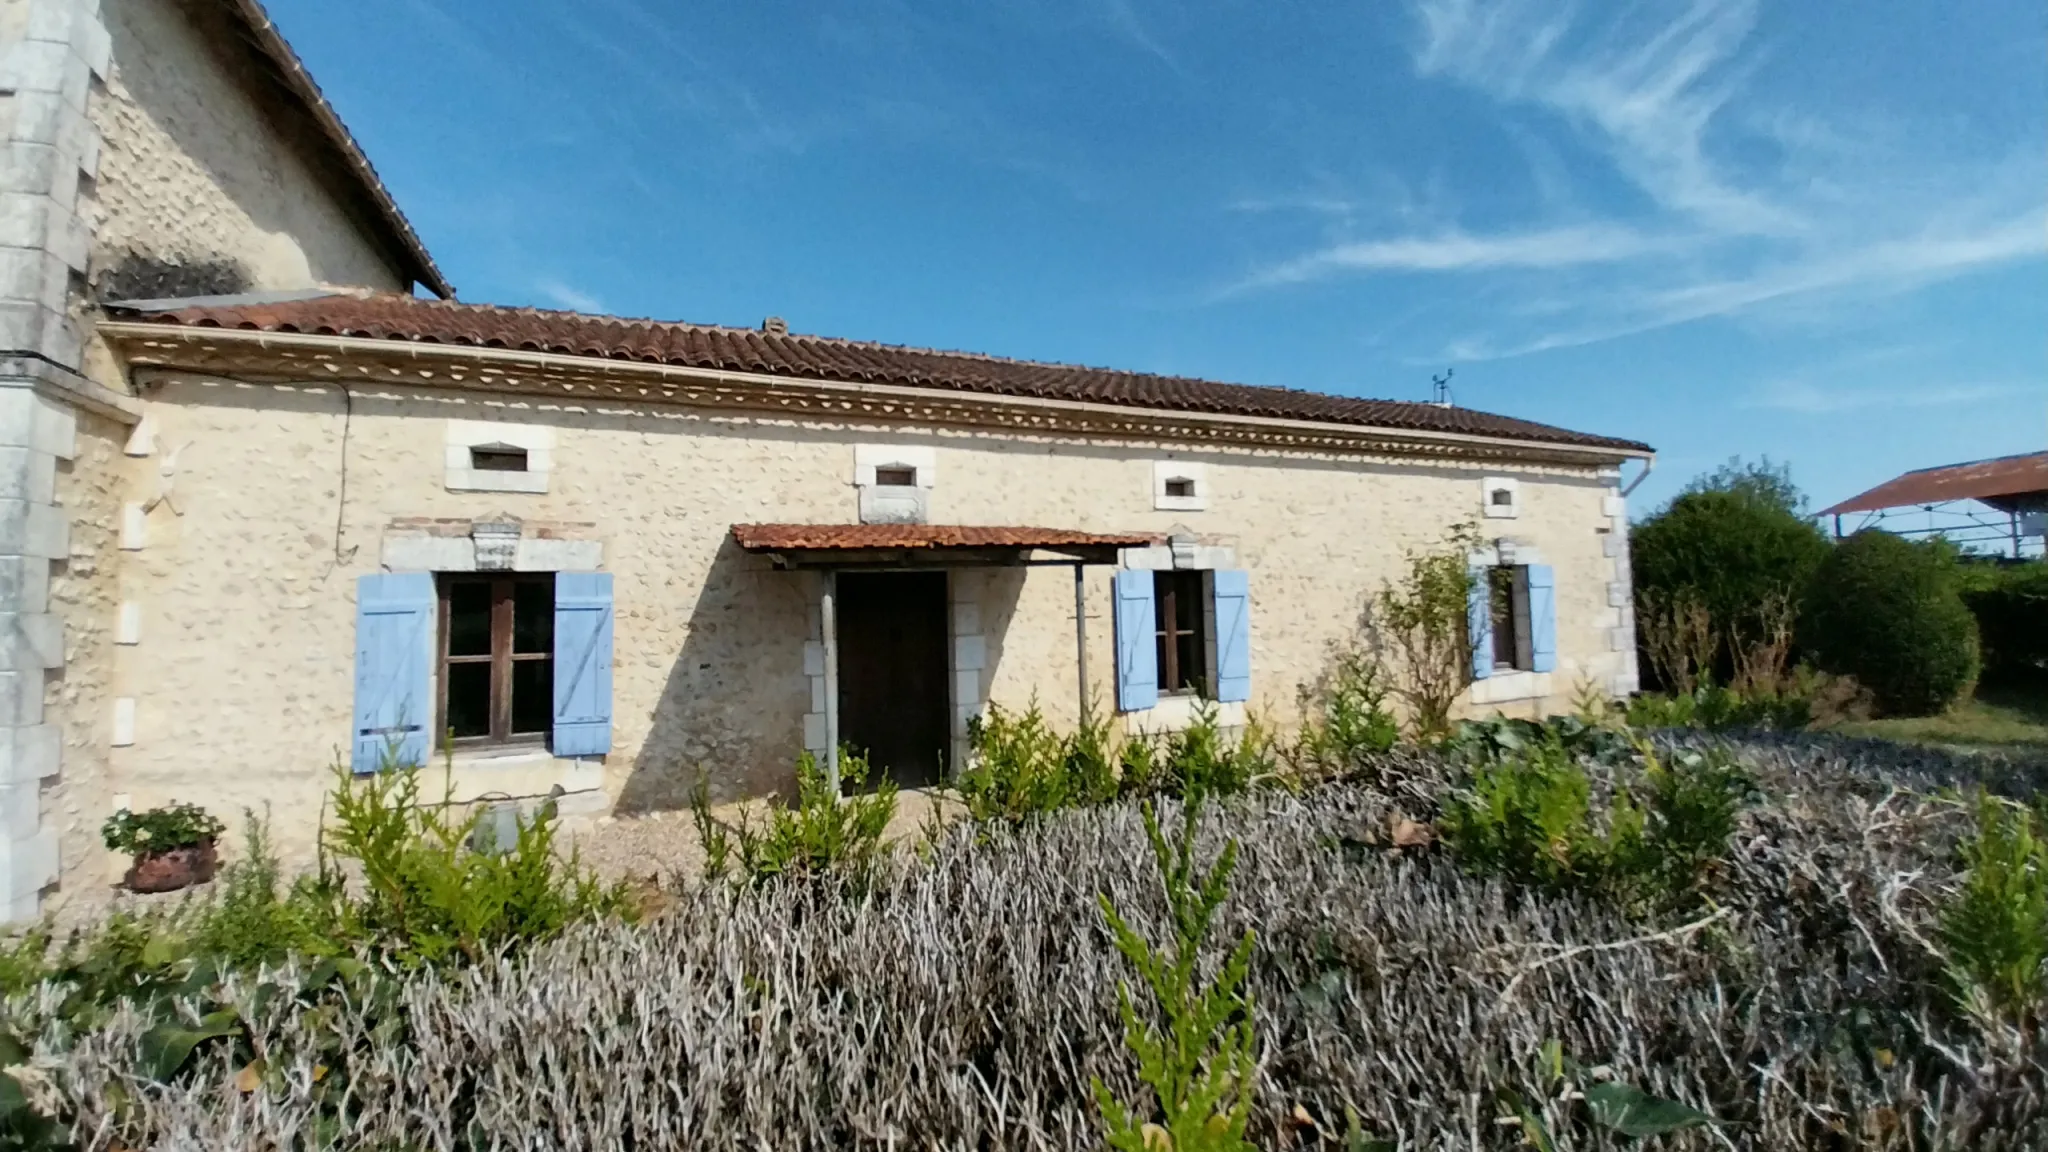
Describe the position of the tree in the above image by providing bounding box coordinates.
[1631,478,1830,688]
[1799,530,1980,716]
[1681,455,1806,515]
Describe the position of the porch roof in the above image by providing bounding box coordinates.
[732,523,1157,568]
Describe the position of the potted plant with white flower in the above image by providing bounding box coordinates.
[100,802,225,893]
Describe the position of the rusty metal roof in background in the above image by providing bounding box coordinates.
[1819,450,2048,516]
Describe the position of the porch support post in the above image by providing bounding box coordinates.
[1073,563,1088,723]
[821,570,841,798]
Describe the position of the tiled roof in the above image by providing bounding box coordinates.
[212,1,451,297]
[114,293,1652,454]
[731,524,1158,552]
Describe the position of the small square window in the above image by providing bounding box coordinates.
[1489,487,1513,507]
[471,444,529,472]
[1164,477,1196,499]
[874,465,918,487]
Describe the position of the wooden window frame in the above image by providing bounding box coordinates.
[1153,570,1210,697]
[437,574,554,748]
[1488,565,1535,672]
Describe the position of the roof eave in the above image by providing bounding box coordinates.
[101,319,1654,465]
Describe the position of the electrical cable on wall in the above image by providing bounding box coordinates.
[328,382,358,573]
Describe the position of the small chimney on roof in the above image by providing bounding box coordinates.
[762,316,788,336]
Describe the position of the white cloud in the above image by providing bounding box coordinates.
[1237,0,2048,359]
[1243,223,1668,287]
[533,279,607,314]
[1745,380,2039,415]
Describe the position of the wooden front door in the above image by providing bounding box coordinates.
[836,571,951,789]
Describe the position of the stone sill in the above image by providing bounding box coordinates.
[1124,695,1245,736]
[1470,670,1551,706]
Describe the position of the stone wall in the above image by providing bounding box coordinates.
[0,0,414,920]
[101,375,1633,874]
[86,0,406,301]
[41,405,117,911]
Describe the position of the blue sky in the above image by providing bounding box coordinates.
[269,0,2045,513]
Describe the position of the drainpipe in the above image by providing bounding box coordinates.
[1073,564,1088,724]
[1619,455,1655,499]
[821,571,840,798]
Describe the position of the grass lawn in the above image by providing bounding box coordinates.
[1834,680,2048,751]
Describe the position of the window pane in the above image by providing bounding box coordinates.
[446,662,491,738]
[447,582,492,656]
[1177,632,1203,695]
[511,657,553,735]
[1173,573,1202,633]
[1490,568,1517,667]
[514,580,554,654]
[1155,633,1174,690]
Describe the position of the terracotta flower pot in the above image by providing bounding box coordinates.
[123,838,218,894]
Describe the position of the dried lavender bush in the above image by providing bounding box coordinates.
[24,737,2048,1151]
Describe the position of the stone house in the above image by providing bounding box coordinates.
[0,0,1651,921]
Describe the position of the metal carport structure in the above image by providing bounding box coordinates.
[1819,450,2048,558]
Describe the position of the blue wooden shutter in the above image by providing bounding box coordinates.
[1212,569,1251,703]
[1113,569,1158,712]
[1467,564,1493,681]
[552,572,615,756]
[1527,563,1557,673]
[352,573,436,773]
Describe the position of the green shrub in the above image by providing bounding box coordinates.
[1093,798,1257,1151]
[1799,531,1981,716]
[1295,648,1399,776]
[1159,706,1273,800]
[1631,480,1830,686]
[694,748,897,886]
[1941,792,2048,1018]
[1960,560,2048,686]
[1622,670,1866,733]
[1437,726,1750,912]
[957,701,1122,823]
[187,813,336,971]
[1615,742,1752,906]
[1446,714,1632,768]
[1439,736,1605,893]
[1118,735,1161,799]
[1375,526,1480,740]
[320,763,630,964]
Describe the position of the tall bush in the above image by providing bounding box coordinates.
[1375,523,1478,740]
[1960,560,2048,686]
[1799,530,1980,716]
[1631,463,1830,687]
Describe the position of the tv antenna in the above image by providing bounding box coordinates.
[1431,369,1454,408]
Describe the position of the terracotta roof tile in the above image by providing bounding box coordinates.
[731,524,1159,552]
[114,293,1651,453]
